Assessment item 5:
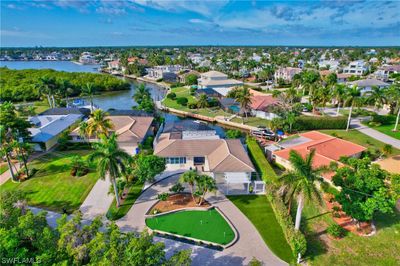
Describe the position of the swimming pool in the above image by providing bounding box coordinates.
[229,105,240,113]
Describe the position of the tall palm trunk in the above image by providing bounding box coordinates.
[51,95,56,108]
[346,105,353,131]
[394,108,400,131]
[336,101,341,116]
[111,178,121,207]
[295,194,303,230]
[5,153,16,181]
[46,95,52,108]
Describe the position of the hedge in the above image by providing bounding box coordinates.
[246,137,278,184]
[293,116,347,130]
[246,137,307,257]
[371,114,396,125]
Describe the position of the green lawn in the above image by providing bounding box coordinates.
[300,196,400,265]
[319,129,400,155]
[163,87,231,118]
[1,150,98,213]
[369,124,400,140]
[0,164,8,175]
[106,181,144,220]
[145,209,235,245]
[231,117,271,128]
[228,195,294,263]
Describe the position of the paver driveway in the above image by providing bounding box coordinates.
[116,173,287,266]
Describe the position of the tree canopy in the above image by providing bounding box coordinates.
[0,67,130,102]
[332,157,397,222]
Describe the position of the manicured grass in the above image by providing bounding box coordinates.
[246,137,278,183]
[1,150,98,213]
[145,209,235,245]
[369,124,400,140]
[106,181,144,220]
[319,129,400,155]
[163,87,231,118]
[228,195,294,263]
[300,196,400,265]
[231,117,271,128]
[0,164,8,175]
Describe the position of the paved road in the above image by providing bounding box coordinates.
[351,119,400,149]
[117,173,287,266]
[79,176,114,220]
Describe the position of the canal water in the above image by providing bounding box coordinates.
[3,61,226,137]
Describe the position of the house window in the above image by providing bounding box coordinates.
[166,157,186,164]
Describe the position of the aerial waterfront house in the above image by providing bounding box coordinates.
[154,120,258,194]
[347,78,390,94]
[197,71,243,95]
[70,110,154,155]
[28,113,83,151]
[250,94,281,120]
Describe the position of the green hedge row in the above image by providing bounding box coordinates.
[246,137,307,256]
[267,192,307,256]
[246,137,278,184]
[294,116,347,130]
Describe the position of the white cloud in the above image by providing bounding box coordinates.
[96,6,126,15]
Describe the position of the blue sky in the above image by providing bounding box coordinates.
[1,0,399,47]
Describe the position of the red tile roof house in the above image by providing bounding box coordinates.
[250,93,281,120]
[270,131,366,183]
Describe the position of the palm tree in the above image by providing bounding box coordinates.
[344,86,364,131]
[195,175,217,206]
[88,133,132,207]
[38,76,57,108]
[82,83,96,111]
[366,86,387,111]
[385,85,400,131]
[332,84,347,116]
[280,149,325,231]
[86,110,113,138]
[234,87,252,119]
[286,112,296,133]
[180,170,197,202]
[197,94,208,109]
[133,83,151,105]
[78,121,89,140]
[59,78,74,104]
[0,126,17,181]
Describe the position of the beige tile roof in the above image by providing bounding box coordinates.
[110,116,153,144]
[154,134,255,172]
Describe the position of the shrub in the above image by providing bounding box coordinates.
[176,97,188,106]
[207,98,219,107]
[157,192,169,201]
[293,116,347,130]
[188,102,198,109]
[327,223,345,238]
[167,92,176,100]
[371,114,396,125]
[169,183,184,193]
[226,129,243,139]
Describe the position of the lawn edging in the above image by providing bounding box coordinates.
[145,206,238,249]
[107,182,144,221]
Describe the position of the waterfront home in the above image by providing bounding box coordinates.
[266,131,366,182]
[178,70,200,84]
[347,78,390,94]
[274,67,302,82]
[28,113,83,151]
[374,65,400,81]
[250,94,280,120]
[197,71,243,92]
[154,120,257,194]
[79,52,97,65]
[70,110,154,155]
[342,60,369,76]
[127,57,148,65]
[145,65,182,81]
[108,60,121,70]
[336,73,353,83]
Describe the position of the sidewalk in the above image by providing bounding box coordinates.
[351,119,400,149]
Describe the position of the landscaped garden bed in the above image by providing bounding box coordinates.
[145,208,236,247]
[148,193,211,214]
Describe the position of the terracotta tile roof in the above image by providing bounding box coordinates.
[273,131,366,180]
[154,134,255,172]
[250,95,280,110]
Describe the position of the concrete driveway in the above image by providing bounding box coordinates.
[116,173,287,266]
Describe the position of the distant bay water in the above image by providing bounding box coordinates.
[0,60,101,73]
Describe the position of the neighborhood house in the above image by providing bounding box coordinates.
[197,71,243,96]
